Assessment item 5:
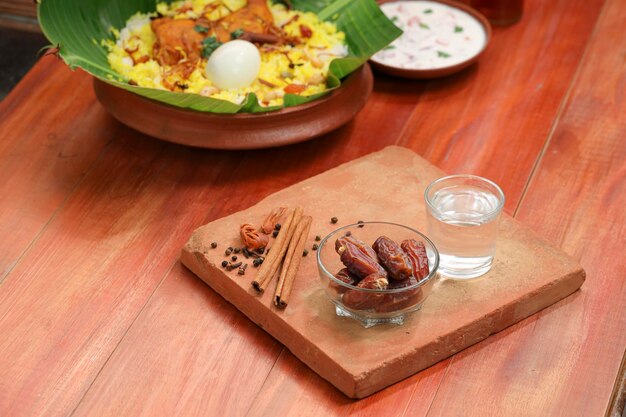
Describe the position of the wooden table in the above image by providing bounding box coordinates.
[0,0,624,415]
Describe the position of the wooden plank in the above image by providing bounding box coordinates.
[0,0,36,18]
[418,0,626,414]
[0,120,245,416]
[246,352,448,417]
[71,263,284,417]
[0,15,41,32]
[607,350,626,417]
[0,58,114,283]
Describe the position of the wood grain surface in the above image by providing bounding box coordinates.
[0,0,624,414]
[0,0,36,18]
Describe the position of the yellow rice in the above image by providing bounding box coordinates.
[103,0,348,107]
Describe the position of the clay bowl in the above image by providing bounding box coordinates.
[94,64,373,150]
[371,0,492,79]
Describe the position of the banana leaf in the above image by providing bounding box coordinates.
[38,0,401,114]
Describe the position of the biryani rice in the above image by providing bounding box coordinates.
[103,0,348,107]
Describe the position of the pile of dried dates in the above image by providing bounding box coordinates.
[332,235,430,313]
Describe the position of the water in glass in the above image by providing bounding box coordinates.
[426,182,502,278]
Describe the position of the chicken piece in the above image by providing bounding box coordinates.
[151,18,204,66]
[213,0,280,43]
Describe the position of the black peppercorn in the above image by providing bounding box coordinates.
[272,230,279,238]
[315,235,321,241]
[234,247,241,254]
[221,261,228,268]
[303,249,309,257]
[331,217,338,224]
[211,242,218,248]
[357,220,364,228]
[231,255,238,261]
[274,223,281,230]
[225,248,233,256]
[345,231,352,237]
[312,244,318,251]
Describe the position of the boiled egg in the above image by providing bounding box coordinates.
[205,40,261,90]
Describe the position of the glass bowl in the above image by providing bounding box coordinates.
[317,222,439,328]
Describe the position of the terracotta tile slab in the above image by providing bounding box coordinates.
[181,146,584,398]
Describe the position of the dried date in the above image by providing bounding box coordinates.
[342,273,388,310]
[372,236,412,281]
[335,235,378,260]
[329,268,359,294]
[335,236,386,279]
[375,288,424,313]
[401,239,430,280]
[375,276,423,312]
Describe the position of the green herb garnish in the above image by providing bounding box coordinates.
[454,25,464,33]
[437,50,451,58]
[230,28,244,39]
[423,8,433,14]
[201,36,223,58]
[419,22,430,29]
[194,25,208,34]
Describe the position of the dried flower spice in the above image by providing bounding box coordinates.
[240,223,269,250]
[262,207,287,234]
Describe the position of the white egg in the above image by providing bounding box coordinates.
[205,40,261,90]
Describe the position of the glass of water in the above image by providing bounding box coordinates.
[424,175,505,279]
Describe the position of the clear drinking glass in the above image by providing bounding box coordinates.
[424,175,505,279]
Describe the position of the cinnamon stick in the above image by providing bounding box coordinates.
[275,215,312,308]
[252,206,303,293]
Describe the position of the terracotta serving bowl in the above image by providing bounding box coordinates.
[371,0,492,79]
[94,64,373,150]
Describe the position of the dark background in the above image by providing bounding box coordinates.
[0,27,47,100]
